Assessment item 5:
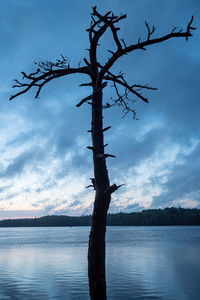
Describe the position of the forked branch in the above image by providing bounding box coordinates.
[104,183,125,196]
[97,13,195,81]
[10,56,90,100]
[87,6,127,67]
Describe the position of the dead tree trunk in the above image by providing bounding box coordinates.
[9,6,195,300]
[88,87,111,299]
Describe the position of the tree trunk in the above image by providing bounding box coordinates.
[88,88,111,300]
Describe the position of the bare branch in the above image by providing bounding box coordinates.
[88,7,127,68]
[86,178,96,190]
[121,38,127,48]
[131,84,157,91]
[103,102,115,109]
[104,154,116,158]
[99,59,157,103]
[104,75,150,103]
[87,8,110,66]
[98,57,157,116]
[104,183,125,196]
[186,15,196,41]
[98,16,195,81]
[79,82,93,87]
[145,21,156,40]
[102,126,112,132]
[87,146,94,150]
[76,95,92,107]
[112,81,138,118]
[83,57,91,67]
[107,49,115,55]
[86,184,94,189]
[92,6,126,52]
[10,57,90,100]
[101,63,155,117]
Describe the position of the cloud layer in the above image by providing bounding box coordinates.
[0,0,199,218]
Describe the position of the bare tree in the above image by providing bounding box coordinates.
[10,7,195,300]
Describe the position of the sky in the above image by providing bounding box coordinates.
[0,0,200,219]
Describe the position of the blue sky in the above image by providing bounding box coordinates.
[0,0,200,219]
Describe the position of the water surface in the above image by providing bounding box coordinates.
[0,226,200,299]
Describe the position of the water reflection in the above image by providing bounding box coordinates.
[0,226,200,299]
[0,246,89,299]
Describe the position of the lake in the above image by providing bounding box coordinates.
[0,226,200,299]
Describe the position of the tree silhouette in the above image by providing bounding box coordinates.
[10,7,195,300]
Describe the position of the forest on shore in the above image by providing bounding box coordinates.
[0,207,200,227]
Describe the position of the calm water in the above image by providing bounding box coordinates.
[0,226,200,299]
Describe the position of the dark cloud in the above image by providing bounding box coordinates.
[0,149,37,178]
[151,143,200,208]
[107,125,168,172]
[0,192,19,202]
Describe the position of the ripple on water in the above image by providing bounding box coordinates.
[0,226,200,299]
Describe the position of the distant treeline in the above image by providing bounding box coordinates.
[0,207,200,227]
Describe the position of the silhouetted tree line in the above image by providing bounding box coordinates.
[0,207,199,227]
[107,207,200,226]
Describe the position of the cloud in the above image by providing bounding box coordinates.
[0,149,38,178]
[0,0,199,217]
[151,142,200,208]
